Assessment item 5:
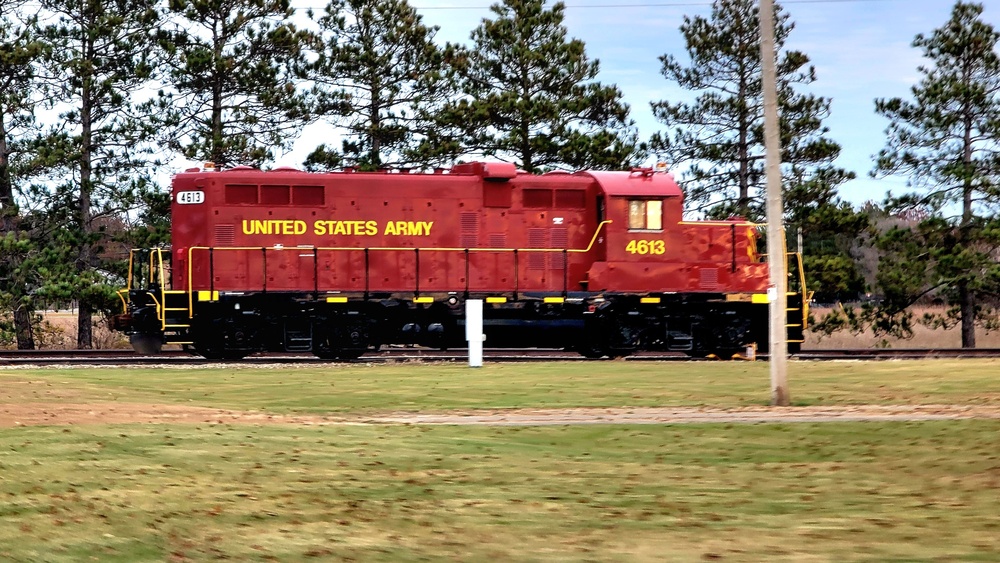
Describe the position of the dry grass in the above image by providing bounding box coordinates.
[806,306,1000,349]
[24,311,129,350]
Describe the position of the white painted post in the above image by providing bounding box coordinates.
[466,299,484,367]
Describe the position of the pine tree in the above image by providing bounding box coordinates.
[651,0,864,302]
[651,0,851,220]
[871,1,1000,348]
[0,5,40,221]
[437,0,641,172]
[38,0,163,348]
[304,0,462,170]
[0,5,45,349]
[157,0,313,168]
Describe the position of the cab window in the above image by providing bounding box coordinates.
[628,200,663,230]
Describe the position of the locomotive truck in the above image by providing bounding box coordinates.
[112,161,808,359]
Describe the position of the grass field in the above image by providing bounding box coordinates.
[2,360,1000,561]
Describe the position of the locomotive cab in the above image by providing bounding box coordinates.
[579,167,806,357]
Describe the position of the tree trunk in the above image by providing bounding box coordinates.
[77,301,93,349]
[959,90,974,348]
[960,279,976,348]
[0,112,13,211]
[77,32,95,350]
[14,300,35,350]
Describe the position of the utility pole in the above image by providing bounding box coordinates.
[759,0,789,406]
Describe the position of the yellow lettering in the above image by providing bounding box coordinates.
[255,220,270,235]
[314,219,382,237]
[381,220,435,236]
[241,219,314,236]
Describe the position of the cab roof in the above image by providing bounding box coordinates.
[581,169,683,198]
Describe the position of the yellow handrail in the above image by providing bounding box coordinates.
[184,220,614,313]
[116,289,128,314]
[678,220,762,227]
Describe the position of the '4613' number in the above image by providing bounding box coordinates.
[625,239,666,255]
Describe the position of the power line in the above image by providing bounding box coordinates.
[411,0,901,9]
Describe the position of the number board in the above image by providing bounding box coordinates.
[176,191,205,205]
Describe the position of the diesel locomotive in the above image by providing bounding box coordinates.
[112,161,808,359]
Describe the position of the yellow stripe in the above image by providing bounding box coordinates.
[543,297,564,304]
[640,297,661,304]
[197,291,219,302]
[326,296,348,303]
[751,293,769,304]
[486,297,507,304]
[413,296,433,304]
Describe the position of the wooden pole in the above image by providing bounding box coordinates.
[759,0,789,406]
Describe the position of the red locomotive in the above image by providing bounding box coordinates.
[114,162,807,359]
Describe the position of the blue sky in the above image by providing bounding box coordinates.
[284,0,997,207]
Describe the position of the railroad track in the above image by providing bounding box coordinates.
[3,347,1000,365]
[0,348,685,366]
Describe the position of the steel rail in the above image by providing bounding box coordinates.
[4,348,1000,366]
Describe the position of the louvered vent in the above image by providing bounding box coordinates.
[699,267,719,290]
[488,233,506,248]
[215,224,235,246]
[460,212,478,248]
[528,228,547,271]
[550,228,568,269]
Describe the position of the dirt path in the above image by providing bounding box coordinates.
[4,402,1000,428]
[4,370,1000,427]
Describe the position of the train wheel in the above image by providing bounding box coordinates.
[607,322,640,358]
[577,308,613,359]
[311,331,340,360]
[313,316,373,360]
[190,313,257,360]
[338,320,370,359]
[576,324,609,359]
[578,306,639,359]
